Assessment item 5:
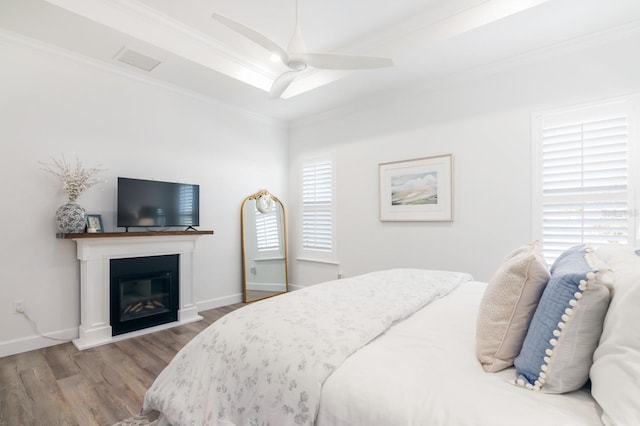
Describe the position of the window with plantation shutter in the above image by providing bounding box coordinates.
[300,155,336,262]
[533,98,637,264]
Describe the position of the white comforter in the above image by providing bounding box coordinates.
[143,269,472,426]
[317,281,602,425]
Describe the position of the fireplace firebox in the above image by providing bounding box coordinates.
[110,255,179,336]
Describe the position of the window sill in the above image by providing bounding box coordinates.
[255,256,285,261]
[296,257,340,265]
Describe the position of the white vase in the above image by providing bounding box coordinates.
[56,202,86,233]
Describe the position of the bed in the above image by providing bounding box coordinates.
[142,244,640,425]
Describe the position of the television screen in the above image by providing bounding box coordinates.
[117,177,200,229]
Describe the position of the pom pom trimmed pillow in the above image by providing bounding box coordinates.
[476,242,550,372]
[513,245,612,393]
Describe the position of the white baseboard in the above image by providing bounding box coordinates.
[0,291,293,358]
[196,293,244,312]
[246,282,288,292]
[0,295,243,358]
[196,286,304,312]
[288,283,305,291]
[0,327,78,358]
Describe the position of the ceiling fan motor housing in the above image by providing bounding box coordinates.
[287,59,307,71]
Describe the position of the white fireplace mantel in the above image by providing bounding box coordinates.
[62,231,213,350]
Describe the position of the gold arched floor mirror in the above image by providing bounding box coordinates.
[241,190,288,303]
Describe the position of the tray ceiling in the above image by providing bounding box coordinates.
[1,0,640,122]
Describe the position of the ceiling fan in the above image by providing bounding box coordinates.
[212,0,394,99]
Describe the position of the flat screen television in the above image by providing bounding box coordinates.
[117,177,200,230]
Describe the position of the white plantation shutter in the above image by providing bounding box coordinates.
[255,209,280,252]
[534,99,636,264]
[302,209,332,250]
[300,156,336,262]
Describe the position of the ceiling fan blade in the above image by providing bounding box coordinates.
[269,70,301,99]
[212,13,288,63]
[296,53,394,70]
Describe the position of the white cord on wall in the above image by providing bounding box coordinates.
[18,309,71,342]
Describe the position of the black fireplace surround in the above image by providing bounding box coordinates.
[110,255,179,336]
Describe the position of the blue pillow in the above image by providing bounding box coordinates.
[513,245,612,393]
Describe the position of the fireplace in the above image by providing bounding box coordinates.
[69,233,208,350]
[110,255,179,336]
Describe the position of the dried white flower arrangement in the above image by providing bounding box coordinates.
[40,156,105,202]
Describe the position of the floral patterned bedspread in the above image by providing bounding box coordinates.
[143,269,472,426]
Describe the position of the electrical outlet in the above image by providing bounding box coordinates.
[14,300,24,313]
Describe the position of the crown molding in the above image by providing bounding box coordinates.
[289,19,640,129]
[105,0,277,78]
[0,28,287,128]
[44,0,278,89]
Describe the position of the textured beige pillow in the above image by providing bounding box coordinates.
[476,242,550,372]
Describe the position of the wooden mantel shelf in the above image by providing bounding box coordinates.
[57,230,214,239]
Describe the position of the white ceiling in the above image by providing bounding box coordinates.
[2,0,640,123]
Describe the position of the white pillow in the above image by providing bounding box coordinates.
[476,242,549,372]
[590,245,640,426]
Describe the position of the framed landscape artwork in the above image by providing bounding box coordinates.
[379,154,453,221]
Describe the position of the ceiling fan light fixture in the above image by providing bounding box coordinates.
[269,53,282,63]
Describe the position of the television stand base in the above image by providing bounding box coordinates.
[184,226,197,231]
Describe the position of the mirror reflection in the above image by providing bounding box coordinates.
[241,190,288,302]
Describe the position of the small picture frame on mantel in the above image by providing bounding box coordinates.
[86,214,104,233]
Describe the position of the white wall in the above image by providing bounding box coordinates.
[288,32,640,286]
[0,36,288,356]
[4,29,640,358]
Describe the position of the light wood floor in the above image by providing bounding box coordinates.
[0,303,245,426]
